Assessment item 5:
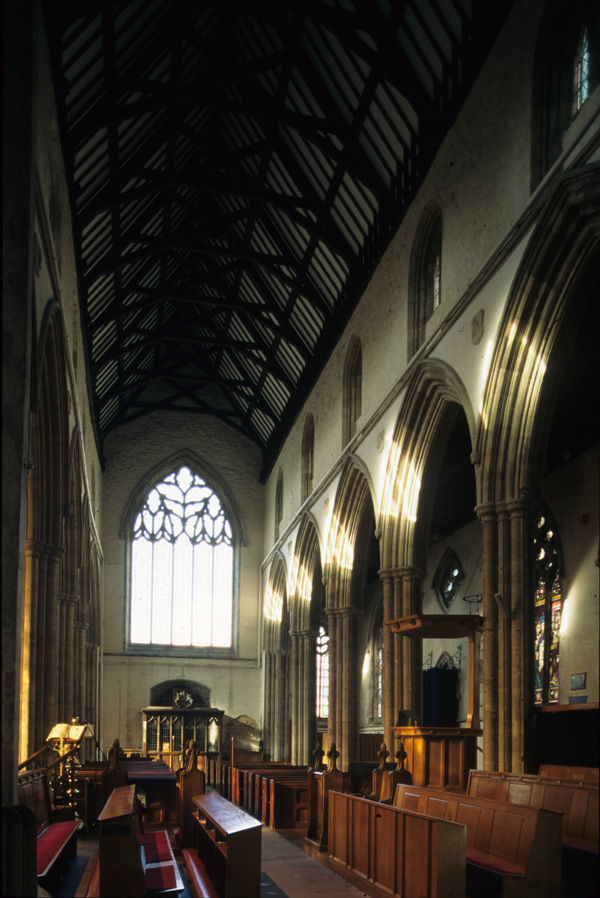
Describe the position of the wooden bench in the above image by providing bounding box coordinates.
[538,764,599,782]
[17,767,79,885]
[77,784,183,897]
[467,768,599,894]
[185,791,261,898]
[393,782,562,898]
[327,789,466,898]
[467,769,599,855]
[265,771,310,828]
[305,743,346,854]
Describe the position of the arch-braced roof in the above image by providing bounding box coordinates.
[44,0,513,479]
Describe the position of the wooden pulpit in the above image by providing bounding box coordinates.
[386,613,483,790]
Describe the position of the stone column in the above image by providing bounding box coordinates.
[398,567,423,716]
[497,504,512,771]
[21,540,41,760]
[477,502,499,770]
[392,571,403,722]
[275,648,284,761]
[327,607,357,770]
[380,569,395,748]
[290,631,300,764]
[326,609,338,753]
[301,630,313,766]
[508,498,529,773]
[75,620,88,722]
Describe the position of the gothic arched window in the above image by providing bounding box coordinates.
[533,512,563,705]
[302,415,315,502]
[573,24,592,113]
[532,4,599,187]
[275,469,284,541]
[316,625,329,718]
[343,336,362,445]
[129,465,235,650]
[408,208,443,357]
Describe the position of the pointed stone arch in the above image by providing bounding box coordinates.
[378,359,476,749]
[324,459,378,767]
[263,555,290,761]
[21,303,71,759]
[474,165,600,772]
[380,359,475,572]
[286,515,323,764]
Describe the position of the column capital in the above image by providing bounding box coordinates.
[475,501,498,522]
[324,605,359,619]
[24,538,65,560]
[58,593,79,607]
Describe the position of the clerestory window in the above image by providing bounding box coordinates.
[573,25,591,113]
[129,465,234,650]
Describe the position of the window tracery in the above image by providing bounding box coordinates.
[432,548,465,612]
[129,465,234,649]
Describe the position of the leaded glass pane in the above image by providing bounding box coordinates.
[130,465,233,648]
[316,626,329,718]
[533,513,562,705]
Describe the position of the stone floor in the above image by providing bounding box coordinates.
[49,823,368,898]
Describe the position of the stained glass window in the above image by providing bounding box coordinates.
[130,465,234,648]
[374,624,384,721]
[573,26,591,114]
[316,625,329,718]
[533,514,562,705]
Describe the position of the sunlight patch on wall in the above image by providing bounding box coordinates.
[477,338,494,430]
[291,560,313,603]
[264,583,283,622]
[326,513,355,571]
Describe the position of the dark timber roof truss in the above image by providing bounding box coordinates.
[45,0,511,478]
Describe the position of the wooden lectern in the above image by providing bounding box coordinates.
[386,613,483,790]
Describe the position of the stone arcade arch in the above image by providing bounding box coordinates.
[20,305,102,762]
[475,165,600,773]
[288,516,322,765]
[379,360,477,751]
[263,555,289,762]
[324,460,378,769]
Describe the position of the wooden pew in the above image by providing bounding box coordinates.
[393,782,562,898]
[95,784,182,897]
[467,768,599,894]
[538,764,599,782]
[184,791,261,898]
[75,740,178,826]
[327,790,466,898]
[363,742,395,800]
[265,771,310,828]
[305,743,346,855]
[467,769,599,854]
[17,767,79,887]
[177,741,206,850]
[363,741,412,804]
